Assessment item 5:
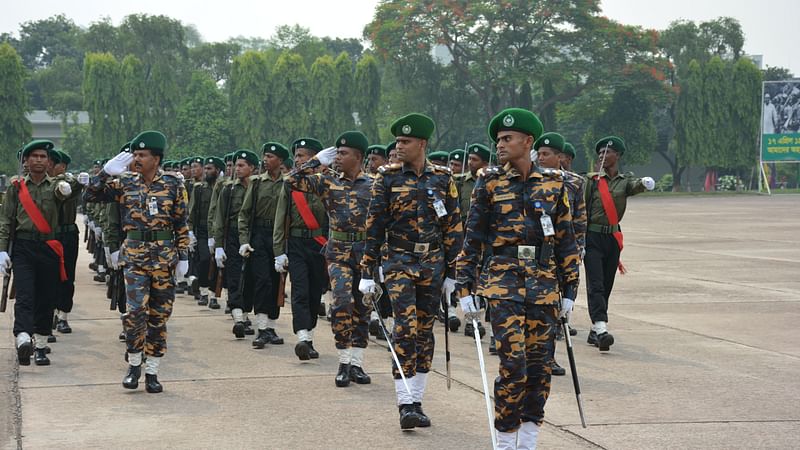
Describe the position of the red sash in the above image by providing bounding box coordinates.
[15,180,68,281]
[595,177,627,274]
[291,191,328,247]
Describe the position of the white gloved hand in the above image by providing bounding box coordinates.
[559,298,574,319]
[274,254,288,273]
[442,277,456,299]
[642,176,655,191]
[530,149,538,163]
[215,247,226,268]
[103,152,134,176]
[239,243,254,257]
[188,231,197,250]
[57,181,72,196]
[207,237,215,254]
[77,172,90,185]
[88,220,95,231]
[317,146,337,166]
[358,278,377,295]
[110,250,119,270]
[460,295,479,314]
[176,172,185,183]
[0,251,11,271]
[175,260,189,279]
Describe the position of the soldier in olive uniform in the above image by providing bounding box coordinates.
[188,156,224,309]
[237,143,289,348]
[456,109,580,448]
[365,144,388,174]
[448,148,465,174]
[207,152,236,314]
[584,136,654,351]
[1,140,79,366]
[288,131,374,387]
[359,114,464,430]
[427,150,449,167]
[83,131,189,393]
[273,138,328,360]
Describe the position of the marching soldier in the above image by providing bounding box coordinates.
[83,131,189,393]
[208,152,236,314]
[237,143,289,348]
[213,150,259,337]
[365,144,388,174]
[1,140,79,366]
[455,108,580,448]
[188,156,224,309]
[287,131,374,386]
[448,148,465,174]
[387,141,399,164]
[359,114,463,429]
[427,150,449,167]
[273,138,328,360]
[584,136,654,351]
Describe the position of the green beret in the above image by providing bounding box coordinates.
[467,143,491,162]
[533,132,565,152]
[563,142,576,159]
[93,159,103,166]
[22,140,54,158]
[390,113,435,140]
[427,151,449,164]
[57,150,72,165]
[595,136,626,155]
[120,142,132,153]
[191,156,204,165]
[366,145,387,158]
[131,130,167,155]
[386,141,397,152]
[262,142,290,161]
[488,108,543,142]
[234,149,260,167]
[48,148,62,164]
[335,131,369,154]
[449,149,466,162]
[291,138,323,154]
[205,156,225,171]
[180,157,191,167]
[224,152,235,163]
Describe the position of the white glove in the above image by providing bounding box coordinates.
[559,298,574,319]
[176,172,185,183]
[0,251,11,271]
[88,220,95,231]
[57,181,72,196]
[317,146,337,166]
[460,295,479,314]
[530,149,538,162]
[188,231,197,250]
[379,266,385,283]
[77,172,90,185]
[274,254,288,273]
[207,237,215,254]
[642,176,655,191]
[175,260,189,279]
[104,246,113,267]
[110,250,120,270]
[94,226,103,240]
[442,277,456,299]
[358,278,377,295]
[215,247,226,268]
[239,243,254,257]
[103,152,134,176]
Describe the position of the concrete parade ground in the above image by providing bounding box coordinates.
[1,194,799,449]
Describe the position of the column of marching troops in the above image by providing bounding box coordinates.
[0,107,656,449]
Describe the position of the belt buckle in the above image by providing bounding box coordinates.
[517,245,536,260]
[413,242,430,253]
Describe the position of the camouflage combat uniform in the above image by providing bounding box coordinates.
[84,169,189,359]
[455,163,579,432]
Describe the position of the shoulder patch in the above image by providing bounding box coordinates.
[378,163,401,174]
[540,168,564,179]
[482,166,503,180]
[431,163,451,174]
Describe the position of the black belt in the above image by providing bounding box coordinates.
[55,224,79,235]
[126,230,173,242]
[16,230,56,241]
[494,245,540,260]
[387,236,441,253]
[588,223,620,234]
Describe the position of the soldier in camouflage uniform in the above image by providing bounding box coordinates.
[273,138,328,361]
[1,140,80,366]
[212,150,259,337]
[188,156,224,309]
[237,143,288,348]
[455,108,580,449]
[359,114,463,430]
[83,131,189,393]
[288,131,374,387]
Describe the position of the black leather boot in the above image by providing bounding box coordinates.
[252,329,268,349]
[123,365,141,389]
[550,359,566,376]
[368,319,380,337]
[197,295,208,306]
[295,340,311,360]
[208,298,220,309]
[489,336,497,355]
[232,321,245,339]
[413,402,431,427]
[399,404,420,430]
[335,363,351,387]
[145,374,163,393]
[264,328,284,345]
[308,341,319,359]
[17,338,32,366]
[34,348,50,366]
[448,315,461,332]
[349,365,371,384]
[47,334,57,343]
[244,322,255,336]
[56,320,72,334]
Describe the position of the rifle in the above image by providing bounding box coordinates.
[239,179,259,298]
[1,155,22,313]
[276,184,290,308]
[440,291,451,390]
[214,184,233,298]
[84,221,88,243]
[562,316,587,428]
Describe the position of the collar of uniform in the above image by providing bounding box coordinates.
[259,171,282,182]
[400,160,435,175]
[591,170,624,180]
[23,173,53,185]
[338,170,370,182]
[503,162,543,180]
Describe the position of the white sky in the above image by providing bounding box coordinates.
[2,0,797,74]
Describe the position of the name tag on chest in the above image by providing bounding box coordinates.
[493,193,515,202]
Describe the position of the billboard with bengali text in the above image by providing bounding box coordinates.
[761,80,800,162]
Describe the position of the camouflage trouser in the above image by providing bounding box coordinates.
[328,261,370,349]
[489,299,557,432]
[123,264,175,357]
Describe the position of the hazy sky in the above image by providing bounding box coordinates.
[2,0,797,74]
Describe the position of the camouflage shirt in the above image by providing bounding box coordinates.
[286,159,372,263]
[455,163,580,304]
[83,170,190,263]
[360,161,463,279]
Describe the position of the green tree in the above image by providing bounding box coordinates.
[61,122,93,169]
[763,65,793,81]
[15,14,83,69]
[120,55,148,138]
[354,54,381,142]
[82,52,125,156]
[308,55,338,143]
[189,42,242,83]
[0,43,32,174]
[592,84,658,166]
[270,52,309,143]
[81,18,123,57]
[174,71,232,156]
[729,58,762,169]
[229,51,271,149]
[702,56,730,170]
[675,59,705,169]
[33,56,83,118]
[332,52,354,133]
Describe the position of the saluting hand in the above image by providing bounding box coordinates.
[316,146,337,166]
[103,152,134,176]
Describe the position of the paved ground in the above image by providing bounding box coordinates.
[2,194,799,449]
